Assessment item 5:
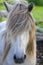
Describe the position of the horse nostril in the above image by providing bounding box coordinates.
[24,54,26,59]
[14,54,16,60]
[13,54,26,64]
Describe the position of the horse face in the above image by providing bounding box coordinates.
[2,2,36,65]
[10,31,29,64]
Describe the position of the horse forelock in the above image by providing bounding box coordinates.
[6,2,35,38]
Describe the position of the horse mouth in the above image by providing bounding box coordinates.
[14,58,24,64]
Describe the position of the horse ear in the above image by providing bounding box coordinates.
[28,2,34,12]
[2,43,11,63]
[4,2,13,12]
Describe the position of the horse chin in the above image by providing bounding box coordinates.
[13,58,28,65]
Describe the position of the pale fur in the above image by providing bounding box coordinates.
[0,1,36,65]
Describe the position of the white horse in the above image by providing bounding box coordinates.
[0,1,36,65]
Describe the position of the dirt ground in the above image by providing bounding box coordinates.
[36,40,43,65]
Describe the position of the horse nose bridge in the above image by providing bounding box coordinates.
[17,48,23,54]
[15,47,25,58]
[15,44,24,53]
[14,41,26,57]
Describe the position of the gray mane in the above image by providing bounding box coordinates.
[6,2,34,37]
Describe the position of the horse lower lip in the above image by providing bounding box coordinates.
[14,59,24,64]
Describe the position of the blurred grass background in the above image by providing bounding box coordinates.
[0,0,43,28]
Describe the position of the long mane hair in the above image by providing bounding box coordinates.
[6,2,36,38]
[2,1,36,63]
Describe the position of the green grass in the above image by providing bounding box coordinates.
[0,3,6,21]
[38,23,43,28]
[0,3,5,10]
[0,0,5,10]
[0,17,6,22]
[32,6,43,22]
[32,6,43,28]
[0,0,5,3]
